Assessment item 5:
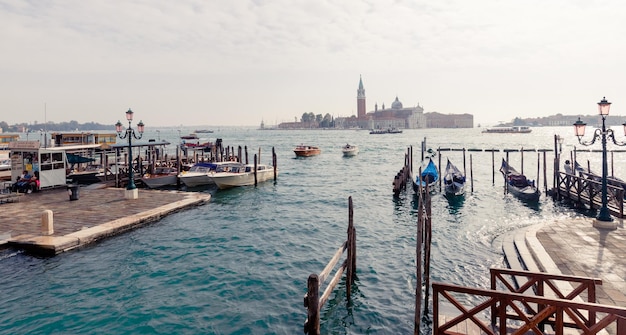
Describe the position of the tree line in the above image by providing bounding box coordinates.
[0,121,113,133]
[300,112,335,128]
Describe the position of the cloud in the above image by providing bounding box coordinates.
[1,0,626,126]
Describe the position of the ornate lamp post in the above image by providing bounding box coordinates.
[573,97,626,227]
[115,108,145,199]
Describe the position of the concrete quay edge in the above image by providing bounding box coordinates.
[3,189,211,256]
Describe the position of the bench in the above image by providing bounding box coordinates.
[0,192,23,204]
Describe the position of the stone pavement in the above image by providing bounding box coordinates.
[0,186,211,255]
[515,218,626,308]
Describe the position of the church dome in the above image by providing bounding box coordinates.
[391,96,403,109]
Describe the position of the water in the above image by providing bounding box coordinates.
[0,126,617,334]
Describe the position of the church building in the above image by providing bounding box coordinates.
[338,76,426,129]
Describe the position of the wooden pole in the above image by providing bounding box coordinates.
[424,188,432,312]
[414,190,423,335]
[254,154,258,186]
[470,154,474,193]
[507,147,524,174]
[409,145,413,172]
[463,148,467,177]
[176,146,181,189]
[505,151,510,194]
[272,147,277,181]
[304,274,320,335]
[438,147,442,191]
[346,196,354,301]
[492,150,495,185]
[245,145,249,164]
[536,152,540,191]
[543,151,548,194]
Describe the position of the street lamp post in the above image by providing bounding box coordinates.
[116,108,145,200]
[573,97,626,228]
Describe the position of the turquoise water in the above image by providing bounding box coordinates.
[0,126,615,334]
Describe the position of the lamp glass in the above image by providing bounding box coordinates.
[598,97,611,116]
[573,118,586,137]
[623,121,626,137]
[115,120,123,133]
[125,108,134,121]
[137,121,145,133]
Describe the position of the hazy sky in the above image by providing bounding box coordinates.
[2,1,626,127]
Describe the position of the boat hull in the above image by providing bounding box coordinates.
[294,145,321,157]
[342,145,359,156]
[212,167,276,189]
[500,159,540,203]
[443,159,466,197]
[179,172,214,187]
[141,175,178,188]
[506,184,540,202]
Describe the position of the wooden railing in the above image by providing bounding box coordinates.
[303,196,356,335]
[490,268,602,331]
[556,171,625,217]
[433,280,626,334]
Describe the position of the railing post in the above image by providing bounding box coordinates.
[304,274,320,335]
[537,278,545,333]
[618,316,626,334]
[498,296,507,335]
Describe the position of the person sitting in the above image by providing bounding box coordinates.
[564,160,573,174]
[12,170,32,193]
[27,171,40,193]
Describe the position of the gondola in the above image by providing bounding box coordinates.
[411,157,439,193]
[500,158,540,202]
[443,159,466,197]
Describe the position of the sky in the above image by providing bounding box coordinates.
[2,0,626,128]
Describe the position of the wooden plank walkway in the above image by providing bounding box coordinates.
[0,186,211,255]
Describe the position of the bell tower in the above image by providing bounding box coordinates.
[357,75,366,119]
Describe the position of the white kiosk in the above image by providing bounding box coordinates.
[8,141,69,189]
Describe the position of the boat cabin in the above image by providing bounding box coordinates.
[50,132,118,149]
[0,134,20,150]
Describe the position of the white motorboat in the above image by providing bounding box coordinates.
[178,162,221,188]
[0,159,11,171]
[141,166,178,188]
[341,143,359,156]
[211,163,276,189]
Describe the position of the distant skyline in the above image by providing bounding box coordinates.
[2,1,626,127]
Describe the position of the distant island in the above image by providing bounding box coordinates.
[496,114,626,128]
[0,120,112,133]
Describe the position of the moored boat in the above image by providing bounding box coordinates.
[211,163,276,189]
[500,159,540,202]
[141,166,178,188]
[341,143,359,157]
[178,162,220,187]
[411,157,439,192]
[294,145,321,157]
[443,159,466,197]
